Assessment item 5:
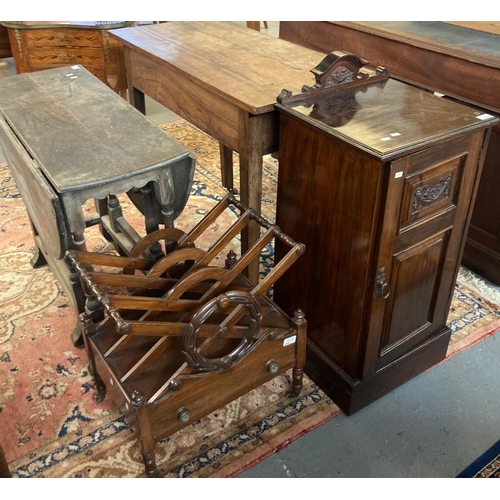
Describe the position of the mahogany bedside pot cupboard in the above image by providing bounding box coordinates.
[280,21,500,286]
[273,53,498,414]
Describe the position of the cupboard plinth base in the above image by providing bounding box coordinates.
[305,329,451,415]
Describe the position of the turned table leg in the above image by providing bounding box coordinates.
[288,309,307,398]
[133,395,159,477]
[80,313,107,401]
[64,200,104,346]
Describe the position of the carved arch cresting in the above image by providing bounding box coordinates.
[277,50,388,105]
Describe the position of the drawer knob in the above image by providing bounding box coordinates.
[177,407,191,424]
[267,360,280,374]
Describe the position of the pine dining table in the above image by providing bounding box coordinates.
[110,21,323,284]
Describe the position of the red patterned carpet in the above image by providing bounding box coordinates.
[1,121,500,477]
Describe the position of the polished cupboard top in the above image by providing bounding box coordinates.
[276,78,499,159]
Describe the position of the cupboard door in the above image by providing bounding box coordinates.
[363,131,486,377]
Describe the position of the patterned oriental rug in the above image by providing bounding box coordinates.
[1,120,500,478]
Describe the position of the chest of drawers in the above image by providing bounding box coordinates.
[2,21,134,93]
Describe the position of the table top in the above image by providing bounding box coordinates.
[0,66,189,193]
[0,21,135,30]
[110,21,324,115]
[278,78,499,159]
[328,22,500,68]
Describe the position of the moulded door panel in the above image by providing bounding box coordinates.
[363,132,485,378]
[375,230,451,368]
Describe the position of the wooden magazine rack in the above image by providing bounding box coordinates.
[66,192,306,477]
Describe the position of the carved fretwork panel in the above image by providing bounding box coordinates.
[398,155,465,232]
[413,174,453,213]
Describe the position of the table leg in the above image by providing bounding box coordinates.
[27,220,48,268]
[246,22,261,32]
[220,143,234,190]
[130,87,146,114]
[238,115,264,285]
[134,185,163,259]
[63,199,104,346]
[64,200,88,254]
[124,47,146,113]
[0,443,10,478]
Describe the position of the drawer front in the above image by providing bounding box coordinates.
[27,47,104,67]
[148,334,301,441]
[24,29,102,47]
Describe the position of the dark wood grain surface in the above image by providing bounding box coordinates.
[282,78,494,159]
[0,24,11,58]
[274,76,495,414]
[351,21,500,61]
[0,66,188,193]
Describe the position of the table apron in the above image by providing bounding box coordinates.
[127,49,243,152]
[246,112,279,155]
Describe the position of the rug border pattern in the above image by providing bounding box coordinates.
[457,438,500,478]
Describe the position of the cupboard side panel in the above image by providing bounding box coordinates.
[274,113,382,378]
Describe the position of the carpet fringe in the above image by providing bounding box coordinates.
[457,266,500,306]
